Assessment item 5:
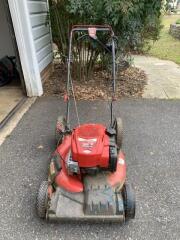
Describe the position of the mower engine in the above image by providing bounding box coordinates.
[68,124,118,175]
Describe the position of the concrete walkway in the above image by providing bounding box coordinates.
[134,55,180,99]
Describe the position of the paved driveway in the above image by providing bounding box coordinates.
[0,97,180,240]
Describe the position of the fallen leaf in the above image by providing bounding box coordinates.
[37,145,44,149]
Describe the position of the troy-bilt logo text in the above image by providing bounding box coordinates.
[78,138,97,153]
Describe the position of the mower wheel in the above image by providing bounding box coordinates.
[122,183,136,221]
[36,181,49,219]
[55,115,66,145]
[115,118,123,149]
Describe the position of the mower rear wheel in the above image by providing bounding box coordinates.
[36,181,49,219]
[122,183,136,221]
[115,118,123,149]
[55,116,66,145]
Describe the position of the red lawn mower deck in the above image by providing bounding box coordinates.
[36,25,135,223]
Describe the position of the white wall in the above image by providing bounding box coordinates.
[27,0,53,72]
[0,0,15,58]
[8,0,53,96]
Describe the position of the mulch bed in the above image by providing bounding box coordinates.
[43,63,147,100]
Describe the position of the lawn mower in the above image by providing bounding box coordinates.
[37,25,135,222]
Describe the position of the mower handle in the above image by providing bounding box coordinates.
[66,24,116,128]
[71,25,114,36]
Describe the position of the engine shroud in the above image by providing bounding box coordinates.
[54,124,126,193]
[71,124,109,169]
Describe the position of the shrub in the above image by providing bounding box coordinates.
[49,0,162,79]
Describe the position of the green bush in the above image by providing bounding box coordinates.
[50,0,162,53]
[49,0,162,79]
[176,19,180,24]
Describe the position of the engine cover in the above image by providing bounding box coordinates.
[71,124,110,169]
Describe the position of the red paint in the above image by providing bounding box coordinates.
[64,93,69,102]
[54,126,126,193]
[71,124,109,168]
[55,135,83,192]
[55,170,83,193]
[108,151,126,187]
[57,135,71,160]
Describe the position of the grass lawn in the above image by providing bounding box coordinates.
[148,15,180,64]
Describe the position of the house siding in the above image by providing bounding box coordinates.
[27,0,53,72]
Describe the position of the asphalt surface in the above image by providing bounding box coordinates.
[0,97,180,240]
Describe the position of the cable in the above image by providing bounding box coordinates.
[70,73,80,127]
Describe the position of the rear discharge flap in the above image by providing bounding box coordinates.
[47,173,125,222]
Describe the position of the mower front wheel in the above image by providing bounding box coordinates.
[122,183,136,221]
[36,181,49,219]
[55,116,66,145]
